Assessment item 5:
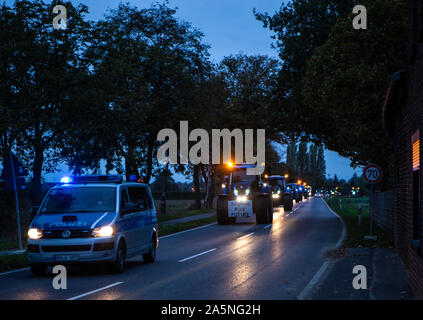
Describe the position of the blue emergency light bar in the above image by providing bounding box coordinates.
[267,176,286,179]
[60,175,123,184]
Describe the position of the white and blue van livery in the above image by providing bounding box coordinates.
[27,175,158,275]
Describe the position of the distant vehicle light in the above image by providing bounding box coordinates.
[246,189,250,195]
[263,183,268,187]
[222,184,226,188]
[60,176,72,184]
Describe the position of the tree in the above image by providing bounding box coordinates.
[66,2,211,183]
[316,145,326,187]
[301,0,407,188]
[0,0,92,204]
[215,54,283,142]
[254,0,354,135]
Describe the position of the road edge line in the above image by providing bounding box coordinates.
[296,198,346,300]
[67,281,124,300]
[0,267,30,277]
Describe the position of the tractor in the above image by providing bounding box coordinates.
[217,164,273,225]
[287,183,303,203]
[264,175,294,211]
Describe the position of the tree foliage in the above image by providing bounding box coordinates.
[255,0,354,134]
[301,0,407,187]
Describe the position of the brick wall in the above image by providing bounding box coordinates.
[370,190,393,231]
[391,0,423,298]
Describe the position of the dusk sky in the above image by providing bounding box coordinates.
[7,0,362,181]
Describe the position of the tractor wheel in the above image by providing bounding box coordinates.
[283,195,293,212]
[255,195,272,224]
[217,196,236,225]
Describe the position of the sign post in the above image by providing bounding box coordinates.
[362,164,383,241]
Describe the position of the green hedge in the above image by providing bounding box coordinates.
[152,192,205,200]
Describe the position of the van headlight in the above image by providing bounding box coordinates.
[93,226,114,237]
[28,228,43,240]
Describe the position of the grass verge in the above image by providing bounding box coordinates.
[158,216,216,237]
[0,239,20,251]
[325,196,394,248]
[157,208,215,223]
[0,252,28,273]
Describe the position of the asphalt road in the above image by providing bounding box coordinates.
[0,197,343,300]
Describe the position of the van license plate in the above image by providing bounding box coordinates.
[54,254,80,262]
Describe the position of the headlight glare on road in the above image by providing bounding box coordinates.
[93,226,114,237]
[28,228,43,240]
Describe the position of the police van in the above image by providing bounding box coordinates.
[27,175,158,275]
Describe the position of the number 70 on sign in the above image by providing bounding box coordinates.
[363,164,382,184]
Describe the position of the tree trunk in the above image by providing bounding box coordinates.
[201,165,209,208]
[160,173,168,216]
[124,153,139,181]
[32,145,44,206]
[207,170,215,209]
[193,164,201,209]
[145,139,154,184]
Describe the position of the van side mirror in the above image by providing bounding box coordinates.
[30,206,39,219]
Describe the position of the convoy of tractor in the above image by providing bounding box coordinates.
[216,163,312,225]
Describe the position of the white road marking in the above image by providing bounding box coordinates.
[297,261,330,300]
[178,248,217,263]
[296,198,347,300]
[237,232,255,240]
[264,224,272,229]
[0,267,30,277]
[160,222,217,240]
[67,282,124,300]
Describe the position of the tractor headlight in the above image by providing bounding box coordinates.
[236,196,247,202]
[28,228,43,240]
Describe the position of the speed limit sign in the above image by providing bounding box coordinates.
[363,164,383,184]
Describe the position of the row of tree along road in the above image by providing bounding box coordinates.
[1,0,406,209]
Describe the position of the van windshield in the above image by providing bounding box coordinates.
[40,187,117,214]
